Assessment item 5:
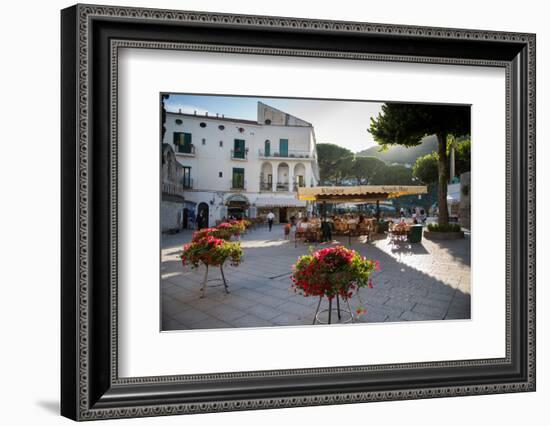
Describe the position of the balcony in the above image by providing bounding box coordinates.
[258,149,312,159]
[182,177,193,189]
[175,144,196,157]
[276,182,289,192]
[293,182,306,192]
[162,181,185,197]
[231,148,248,161]
[230,179,247,191]
[260,181,273,191]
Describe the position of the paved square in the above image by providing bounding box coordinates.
[161,224,470,330]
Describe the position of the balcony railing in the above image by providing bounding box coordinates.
[182,178,193,189]
[175,144,196,156]
[230,179,247,190]
[293,182,306,192]
[276,182,289,192]
[162,181,186,197]
[260,181,273,191]
[258,149,312,159]
[231,148,248,160]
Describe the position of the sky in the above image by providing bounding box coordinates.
[164,94,384,153]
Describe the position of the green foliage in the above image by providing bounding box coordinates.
[413,138,470,185]
[357,135,438,164]
[370,164,415,185]
[368,104,470,148]
[291,246,378,300]
[181,236,243,268]
[316,143,354,184]
[453,138,471,175]
[316,143,414,186]
[368,103,470,226]
[349,156,386,184]
[413,152,439,184]
[427,223,461,232]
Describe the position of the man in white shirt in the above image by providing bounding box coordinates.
[266,211,275,231]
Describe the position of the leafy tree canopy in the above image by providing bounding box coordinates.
[349,156,386,185]
[316,143,354,184]
[412,138,471,184]
[368,103,470,225]
[453,138,471,176]
[368,104,470,147]
[413,152,439,184]
[371,164,415,185]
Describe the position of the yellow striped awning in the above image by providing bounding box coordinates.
[296,185,427,203]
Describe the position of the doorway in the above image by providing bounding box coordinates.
[279,207,288,223]
[197,202,209,229]
[182,208,189,229]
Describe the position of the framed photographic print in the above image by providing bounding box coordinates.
[61,4,536,421]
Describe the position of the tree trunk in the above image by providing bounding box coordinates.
[437,133,449,225]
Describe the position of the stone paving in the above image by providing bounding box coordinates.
[161,224,471,330]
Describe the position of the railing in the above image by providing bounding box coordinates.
[292,182,306,192]
[276,182,289,192]
[258,149,312,159]
[175,144,196,156]
[230,179,247,190]
[162,181,186,197]
[231,148,248,160]
[260,181,273,191]
[182,178,193,189]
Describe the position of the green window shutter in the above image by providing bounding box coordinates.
[232,168,245,188]
[234,139,245,158]
[184,133,192,146]
[279,139,288,157]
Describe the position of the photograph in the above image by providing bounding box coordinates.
[56,2,536,421]
[160,94,472,330]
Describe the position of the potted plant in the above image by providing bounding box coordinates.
[181,235,243,297]
[291,246,380,322]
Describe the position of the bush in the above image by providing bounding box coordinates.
[427,223,461,232]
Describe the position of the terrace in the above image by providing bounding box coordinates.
[161,224,470,330]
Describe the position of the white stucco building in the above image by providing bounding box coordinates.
[161,101,320,228]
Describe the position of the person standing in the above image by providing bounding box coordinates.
[266,211,275,231]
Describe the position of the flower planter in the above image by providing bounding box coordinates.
[181,233,243,297]
[291,246,379,323]
[423,230,464,240]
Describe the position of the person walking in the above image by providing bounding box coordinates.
[266,211,275,231]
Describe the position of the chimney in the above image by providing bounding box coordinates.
[179,108,182,113]
[194,110,196,115]
[205,112,208,117]
[216,113,219,118]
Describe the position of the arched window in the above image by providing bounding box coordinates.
[264,139,271,156]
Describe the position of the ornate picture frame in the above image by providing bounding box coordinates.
[61,4,535,421]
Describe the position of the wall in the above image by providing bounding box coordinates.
[160,199,182,232]
[162,112,317,193]
[0,1,547,426]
